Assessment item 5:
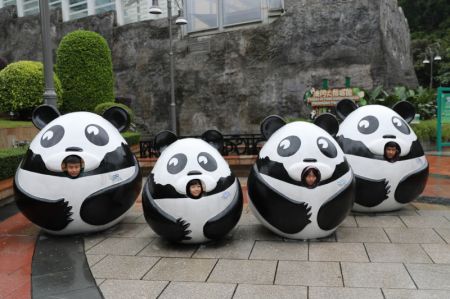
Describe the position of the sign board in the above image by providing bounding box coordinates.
[304,87,365,117]
[437,87,450,151]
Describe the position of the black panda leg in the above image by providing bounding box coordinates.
[395,164,429,204]
[317,178,355,230]
[203,180,243,240]
[142,181,192,242]
[247,165,312,234]
[80,166,142,226]
[14,179,73,231]
[354,176,390,207]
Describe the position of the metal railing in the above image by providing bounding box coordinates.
[139,133,265,158]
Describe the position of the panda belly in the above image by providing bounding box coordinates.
[16,166,137,234]
[347,155,428,212]
[252,171,353,239]
[153,182,237,243]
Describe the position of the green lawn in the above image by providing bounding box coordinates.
[0,118,33,128]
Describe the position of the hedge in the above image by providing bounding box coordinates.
[0,61,63,116]
[0,147,27,180]
[411,119,450,142]
[95,102,135,123]
[56,30,114,112]
[122,131,141,146]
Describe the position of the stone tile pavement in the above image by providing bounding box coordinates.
[84,202,450,299]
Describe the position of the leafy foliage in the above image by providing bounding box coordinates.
[0,61,63,118]
[56,30,114,113]
[0,147,27,180]
[411,119,450,142]
[94,102,135,123]
[121,131,141,145]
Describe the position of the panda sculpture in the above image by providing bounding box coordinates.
[142,130,243,244]
[247,114,355,239]
[13,105,142,235]
[335,99,429,212]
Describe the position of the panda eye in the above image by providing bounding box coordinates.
[277,136,301,157]
[85,124,109,146]
[40,125,64,148]
[197,152,217,172]
[317,137,337,158]
[167,153,187,174]
[357,116,379,134]
[392,116,410,135]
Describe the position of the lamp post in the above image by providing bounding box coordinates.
[150,0,187,134]
[423,46,442,89]
[39,0,57,107]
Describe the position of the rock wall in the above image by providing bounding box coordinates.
[0,0,418,135]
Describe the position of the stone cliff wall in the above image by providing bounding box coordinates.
[0,0,418,135]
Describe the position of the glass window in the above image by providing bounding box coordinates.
[223,0,261,26]
[186,0,219,32]
[96,3,115,13]
[268,0,283,10]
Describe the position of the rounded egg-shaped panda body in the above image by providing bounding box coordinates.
[248,116,355,240]
[13,106,142,235]
[336,101,429,212]
[142,136,243,244]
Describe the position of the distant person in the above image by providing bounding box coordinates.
[302,167,320,189]
[187,179,204,199]
[384,142,400,162]
[62,155,82,178]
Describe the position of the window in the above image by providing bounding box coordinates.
[23,0,39,16]
[223,0,261,26]
[269,0,283,10]
[186,0,218,32]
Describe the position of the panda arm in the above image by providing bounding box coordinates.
[142,179,192,242]
[354,175,390,208]
[317,176,355,230]
[13,179,73,231]
[203,180,243,240]
[80,164,142,226]
[395,163,429,204]
[247,165,312,234]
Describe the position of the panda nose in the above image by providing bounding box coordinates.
[66,147,83,152]
[383,135,396,139]
[303,158,317,163]
[188,171,202,176]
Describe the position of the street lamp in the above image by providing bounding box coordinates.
[39,0,57,107]
[150,0,187,134]
[422,46,442,89]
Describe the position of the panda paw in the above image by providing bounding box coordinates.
[176,218,192,241]
[384,180,391,198]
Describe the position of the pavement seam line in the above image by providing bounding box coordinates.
[402,262,419,290]
[139,256,162,280]
[205,258,219,282]
[432,227,448,244]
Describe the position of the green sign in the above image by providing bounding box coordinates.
[437,87,450,151]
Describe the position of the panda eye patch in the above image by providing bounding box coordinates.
[197,152,217,172]
[277,136,301,157]
[357,116,379,134]
[392,116,410,135]
[167,153,187,174]
[85,124,109,146]
[40,125,64,148]
[317,137,337,158]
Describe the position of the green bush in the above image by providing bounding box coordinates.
[122,131,141,145]
[411,119,450,141]
[0,61,62,117]
[94,102,135,123]
[0,147,27,180]
[56,30,114,113]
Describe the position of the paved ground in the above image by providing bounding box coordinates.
[0,153,449,299]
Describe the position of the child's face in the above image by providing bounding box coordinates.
[305,172,317,186]
[189,183,202,197]
[385,147,397,160]
[66,163,81,177]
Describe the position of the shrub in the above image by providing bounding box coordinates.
[56,30,114,113]
[0,147,27,180]
[0,61,62,118]
[122,131,141,145]
[411,119,450,142]
[94,102,135,123]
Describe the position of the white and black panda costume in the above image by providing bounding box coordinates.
[13,105,142,235]
[247,114,355,239]
[142,130,243,244]
[335,100,429,212]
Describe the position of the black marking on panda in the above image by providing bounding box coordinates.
[354,176,390,207]
[395,164,429,204]
[256,156,349,187]
[80,158,142,225]
[13,179,73,231]
[203,180,243,240]
[317,178,355,230]
[336,136,424,161]
[20,143,136,177]
[248,164,312,234]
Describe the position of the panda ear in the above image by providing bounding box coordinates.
[103,107,130,132]
[392,101,415,123]
[336,99,357,120]
[32,105,60,130]
[201,130,224,152]
[314,113,339,137]
[154,130,178,152]
[260,115,286,140]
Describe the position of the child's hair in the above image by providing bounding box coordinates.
[301,167,321,188]
[64,155,82,165]
[186,179,203,199]
[384,142,401,161]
